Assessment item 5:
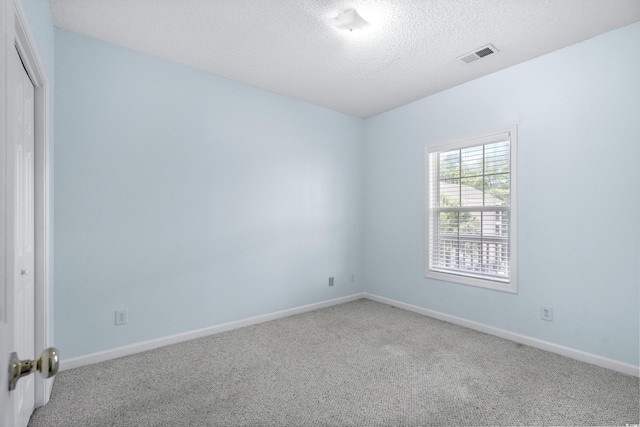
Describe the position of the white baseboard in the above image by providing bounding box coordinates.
[364,293,639,377]
[60,293,365,371]
[60,291,638,378]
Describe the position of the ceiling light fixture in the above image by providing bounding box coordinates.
[331,10,370,32]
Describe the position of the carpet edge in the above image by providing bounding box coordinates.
[364,292,639,377]
[59,293,366,371]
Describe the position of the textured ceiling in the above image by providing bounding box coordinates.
[48,0,640,118]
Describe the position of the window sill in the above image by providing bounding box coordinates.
[425,269,517,293]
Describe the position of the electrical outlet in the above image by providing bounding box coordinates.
[115,309,128,326]
[540,306,553,322]
[329,277,334,287]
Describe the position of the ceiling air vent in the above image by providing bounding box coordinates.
[459,44,498,64]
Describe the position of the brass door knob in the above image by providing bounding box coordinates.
[9,347,59,391]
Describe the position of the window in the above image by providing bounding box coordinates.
[425,126,517,293]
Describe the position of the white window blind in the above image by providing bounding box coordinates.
[425,126,517,292]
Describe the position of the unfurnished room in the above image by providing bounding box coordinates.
[1,0,639,426]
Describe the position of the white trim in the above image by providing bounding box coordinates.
[60,293,366,371]
[428,129,512,153]
[424,124,518,293]
[12,0,52,408]
[364,293,639,377]
[0,0,10,424]
[1,0,51,417]
[60,291,639,378]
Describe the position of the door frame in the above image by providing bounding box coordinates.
[2,0,52,409]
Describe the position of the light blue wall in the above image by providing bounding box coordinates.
[54,22,639,366]
[54,29,364,358]
[363,22,640,366]
[20,0,55,341]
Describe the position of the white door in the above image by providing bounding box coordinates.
[0,46,36,427]
[13,45,37,427]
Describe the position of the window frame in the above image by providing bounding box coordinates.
[424,125,518,293]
